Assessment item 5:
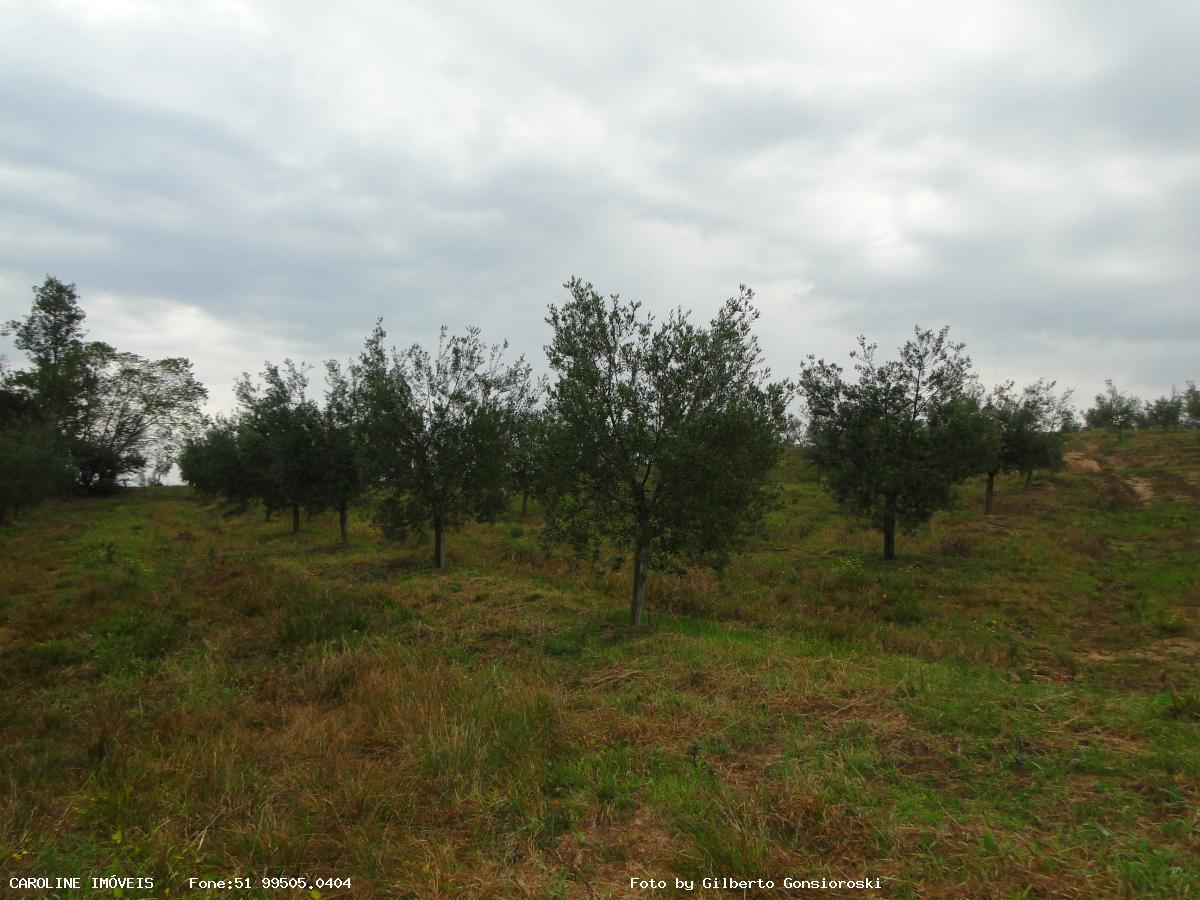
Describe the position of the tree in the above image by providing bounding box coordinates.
[234,361,323,533]
[1182,382,1200,427]
[800,327,985,560]
[1139,394,1183,430]
[980,379,1070,510]
[509,392,549,516]
[0,381,72,522]
[353,323,532,568]
[541,278,790,625]
[2,276,93,433]
[3,276,207,491]
[1085,380,1140,441]
[73,345,208,491]
[314,361,367,543]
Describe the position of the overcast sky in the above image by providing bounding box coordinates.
[2,0,1197,414]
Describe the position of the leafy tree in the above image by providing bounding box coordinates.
[1085,380,1140,441]
[2,276,93,433]
[234,361,324,533]
[73,345,207,490]
[3,276,207,491]
[542,278,790,624]
[0,379,72,522]
[800,327,985,560]
[509,392,549,516]
[1184,382,1200,426]
[353,323,532,567]
[980,379,1070,510]
[178,415,256,505]
[1139,394,1183,430]
[314,361,367,543]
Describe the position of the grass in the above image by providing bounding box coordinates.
[0,431,1198,896]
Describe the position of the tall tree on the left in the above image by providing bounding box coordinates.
[2,276,208,493]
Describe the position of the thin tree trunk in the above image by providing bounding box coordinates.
[630,543,649,625]
[265,506,272,522]
[291,503,300,534]
[338,501,348,544]
[1024,468,1033,489]
[434,516,446,569]
[985,470,996,515]
[883,514,896,560]
[522,489,529,516]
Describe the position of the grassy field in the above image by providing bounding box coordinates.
[1,430,1198,898]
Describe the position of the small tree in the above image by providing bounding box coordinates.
[800,327,985,559]
[980,379,1070,510]
[1139,394,1183,430]
[234,361,323,533]
[1183,382,1200,426]
[509,395,549,516]
[314,361,367,543]
[542,278,790,624]
[353,323,532,568]
[1085,380,1140,441]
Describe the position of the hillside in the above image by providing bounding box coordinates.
[1,430,1198,897]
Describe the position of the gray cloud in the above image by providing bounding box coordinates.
[1,0,1197,412]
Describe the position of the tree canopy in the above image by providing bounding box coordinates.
[801,327,986,559]
[541,278,790,624]
[353,323,533,567]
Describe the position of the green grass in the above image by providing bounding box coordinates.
[0,431,1198,896]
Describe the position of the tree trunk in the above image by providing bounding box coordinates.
[265,506,272,522]
[1023,468,1033,489]
[338,501,348,544]
[522,489,529,516]
[434,516,446,569]
[883,514,896,560]
[985,470,996,515]
[630,543,649,625]
[291,503,300,534]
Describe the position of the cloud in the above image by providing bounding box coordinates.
[1,0,1197,408]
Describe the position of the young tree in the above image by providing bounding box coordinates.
[0,379,73,522]
[980,379,1071,510]
[800,327,986,559]
[509,393,549,516]
[234,361,323,533]
[542,278,790,625]
[1085,380,1140,441]
[353,323,532,568]
[1183,382,1200,426]
[1139,394,1183,430]
[314,361,366,543]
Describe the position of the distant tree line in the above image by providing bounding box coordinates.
[1,276,206,521]
[7,273,1196,621]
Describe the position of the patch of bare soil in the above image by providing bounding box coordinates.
[1126,478,1155,504]
[1083,637,1200,664]
[1063,451,1102,473]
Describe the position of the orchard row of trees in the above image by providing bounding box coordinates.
[1,277,206,520]
[6,274,1194,622]
[1084,380,1200,439]
[180,280,790,624]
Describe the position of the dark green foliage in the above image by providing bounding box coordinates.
[234,361,324,533]
[981,380,1071,509]
[313,361,367,542]
[541,278,790,624]
[509,391,549,516]
[1139,394,1183,430]
[0,398,72,522]
[353,322,532,567]
[800,327,987,559]
[2,276,206,493]
[1085,380,1140,440]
